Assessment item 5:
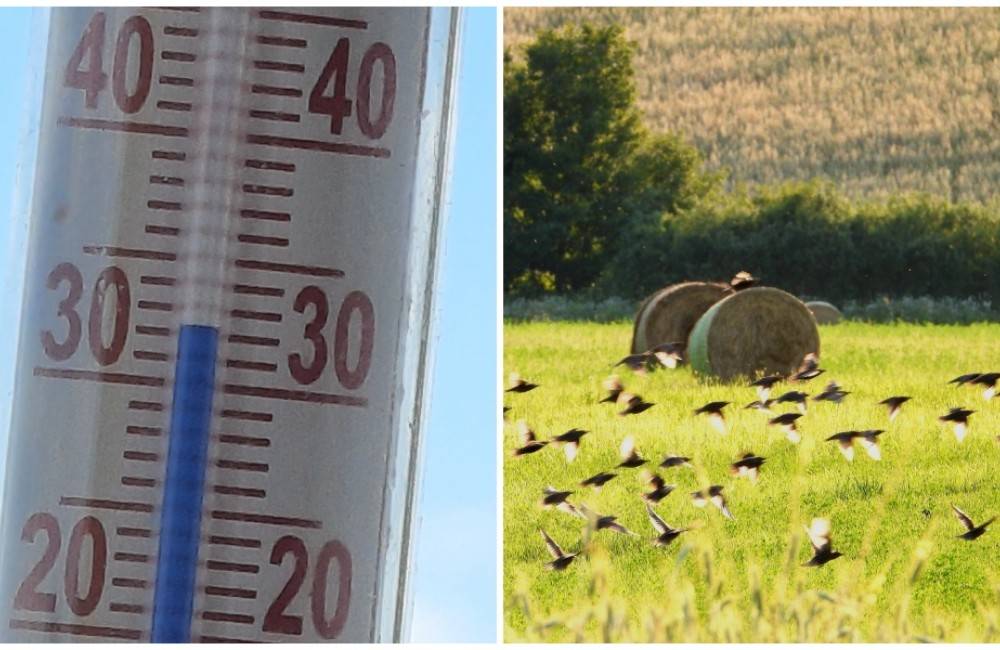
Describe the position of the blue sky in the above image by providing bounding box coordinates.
[0,7,496,643]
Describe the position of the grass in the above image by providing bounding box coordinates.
[503,320,1000,642]
[505,7,1000,204]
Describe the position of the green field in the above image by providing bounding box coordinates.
[503,321,1000,642]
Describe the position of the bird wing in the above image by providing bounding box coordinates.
[557,501,582,518]
[859,433,881,460]
[646,504,669,534]
[805,518,832,551]
[952,504,975,531]
[620,435,636,460]
[540,529,564,559]
[517,420,534,445]
[953,421,967,442]
[711,494,734,520]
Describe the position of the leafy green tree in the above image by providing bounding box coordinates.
[504,24,715,294]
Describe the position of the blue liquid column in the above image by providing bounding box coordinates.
[151,325,219,642]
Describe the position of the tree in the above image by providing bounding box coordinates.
[504,24,715,294]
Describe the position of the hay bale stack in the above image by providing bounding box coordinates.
[688,287,820,381]
[631,281,733,354]
[806,300,843,324]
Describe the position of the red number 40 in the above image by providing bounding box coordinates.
[309,38,396,140]
[65,11,154,114]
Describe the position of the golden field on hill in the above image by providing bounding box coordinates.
[504,8,1000,203]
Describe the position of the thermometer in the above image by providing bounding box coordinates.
[0,6,458,642]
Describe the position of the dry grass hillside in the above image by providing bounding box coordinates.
[505,8,1000,203]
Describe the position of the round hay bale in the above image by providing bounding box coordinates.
[806,300,843,324]
[631,281,733,354]
[688,287,820,382]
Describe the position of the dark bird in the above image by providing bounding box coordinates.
[694,401,730,434]
[540,529,578,571]
[649,342,685,369]
[803,518,842,567]
[730,452,766,483]
[949,372,981,386]
[730,270,758,291]
[813,381,850,404]
[550,428,588,462]
[540,486,583,518]
[776,390,810,414]
[879,396,911,422]
[791,353,824,382]
[641,471,675,503]
[769,412,803,443]
[512,421,548,457]
[599,375,625,404]
[744,399,776,414]
[826,430,884,461]
[646,503,689,547]
[617,392,654,416]
[580,471,618,491]
[614,353,654,374]
[971,372,1000,400]
[659,455,692,469]
[580,505,637,536]
[952,504,995,541]
[506,372,539,393]
[750,373,784,401]
[691,485,733,520]
[617,435,647,468]
[939,407,974,442]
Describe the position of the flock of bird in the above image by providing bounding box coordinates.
[507,348,996,573]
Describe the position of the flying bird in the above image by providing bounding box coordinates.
[646,503,689,547]
[659,455,692,469]
[951,504,995,541]
[600,375,625,404]
[730,452,766,483]
[580,505,637,536]
[617,435,648,468]
[512,420,548,457]
[775,390,810,414]
[970,372,1000,400]
[694,401,730,434]
[550,428,588,462]
[614,352,655,374]
[744,399,776,414]
[791,353,824,382]
[649,342,685,369]
[540,486,583,518]
[769,412,803,443]
[827,430,884,461]
[691,485,733,520]
[540,529,578,571]
[803,517,842,566]
[730,270,758,291]
[813,381,850,404]
[641,471,675,503]
[939,407,974,442]
[879,396,911,422]
[750,374,784,401]
[506,372,539,393]
[617,392,654,416]
[580,471,618,491]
